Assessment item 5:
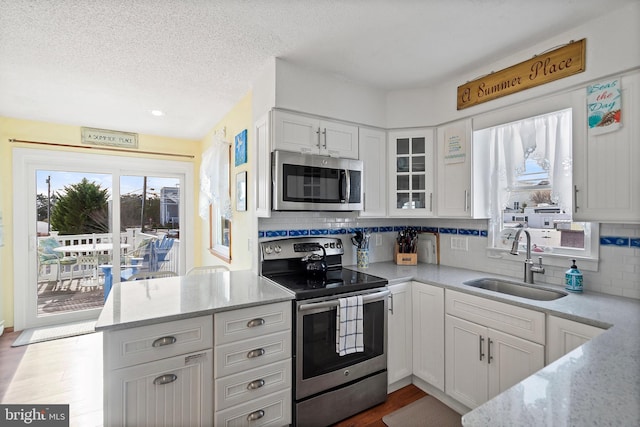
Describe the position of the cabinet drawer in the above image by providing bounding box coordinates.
[105,316,213,369]
[214,302,291,345]
[445,290,545,344]
[215,359,292,410]
[215,331,291,378]
[214,389,291,427]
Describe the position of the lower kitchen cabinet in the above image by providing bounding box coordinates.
[387,282,413,387]
[109,350,213,427]
[547,315,606,364]
[412,281,444,391]
[444,290,545,409]
[445,315,544,409]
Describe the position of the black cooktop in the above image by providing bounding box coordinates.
[264,267,388,299]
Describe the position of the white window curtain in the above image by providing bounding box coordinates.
[198,135,232,220]
[488,108,573,217]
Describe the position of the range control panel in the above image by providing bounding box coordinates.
[260,237,344,261]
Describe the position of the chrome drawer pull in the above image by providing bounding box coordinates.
[153,374,177,385]
[247,318,266,328]
[247,348,266,359]
[152,336,177,347]
[247,379,266,390]
[247,410,265,421]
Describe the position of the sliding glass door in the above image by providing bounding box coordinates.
[13,148,194,330]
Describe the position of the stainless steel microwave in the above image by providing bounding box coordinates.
[272,150,363,211]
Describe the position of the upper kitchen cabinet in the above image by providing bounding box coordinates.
[272,110,359,159]
[437,119,485,218]
[359,127,387,217]
[388,129,435,217]
[254,112,271,218]
[572,73,640,223]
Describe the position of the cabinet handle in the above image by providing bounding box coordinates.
[322,128,327,149]
[479,335,485,361]
[429,192,433,212]
[316,128,321,148]
[247,410,265,421]
[464,190,469,212]
[388,293,394,315]
[153,374,178,385]
[247,318,265,328]
[574,185,579,212]
[247,348,266,359]
[488,338,494,364]
[247,379,266,390]
[152,336,177,347]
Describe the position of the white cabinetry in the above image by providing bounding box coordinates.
[359,127,387,217]
[445,290,544,409]
[436,119,480,218]
[547,315,606,364]
[272,110,359,159]
[387,282,412,389]
[572,73,640,223]
[388,129,435,217]
[254,112,271,217]
[103,316,214,426]
[214,302,292,427]
[412,281,445,392]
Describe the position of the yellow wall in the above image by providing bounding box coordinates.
[0,117,201,329]
[199,91,254,271]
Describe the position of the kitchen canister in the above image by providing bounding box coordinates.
[565,259,583,293]
[357,249,369,268]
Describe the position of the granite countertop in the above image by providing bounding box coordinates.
[348,262,640,427]
[95,270,294,332]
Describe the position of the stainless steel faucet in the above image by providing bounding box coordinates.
[510,229,545,284]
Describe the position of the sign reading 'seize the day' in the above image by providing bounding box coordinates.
[457,39,586,110]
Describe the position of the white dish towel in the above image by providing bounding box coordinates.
[336,295,364,356]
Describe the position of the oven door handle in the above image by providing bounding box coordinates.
[298,290,390,312]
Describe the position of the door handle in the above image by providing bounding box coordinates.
[479,335,485,361]
[322,128,327,149]
[574,185,579,212]
[488,338,494,364]
[388,293,394,314]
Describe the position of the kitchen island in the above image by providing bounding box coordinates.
[96,270,295,427]
[349,261,640,427]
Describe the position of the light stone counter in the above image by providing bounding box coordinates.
[349,262,640,427]
[95,270,294,331]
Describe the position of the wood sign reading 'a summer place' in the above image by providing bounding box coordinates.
[457,39,586,110]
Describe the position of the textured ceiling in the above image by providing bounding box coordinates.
[0,0,637,140]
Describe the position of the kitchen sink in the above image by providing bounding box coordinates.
[463,278,568,301]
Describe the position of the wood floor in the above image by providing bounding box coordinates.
[0,330,425,427]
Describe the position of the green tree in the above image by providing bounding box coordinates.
[50,178,109,234]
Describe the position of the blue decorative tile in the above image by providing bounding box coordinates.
[480,230,488,237]
[265,230,287,238]
[379,226,394,232]
[369,227,380,233]
[310,229,328,235]
[393,226,406,232]
[631,238,640,248]
[422,226,438,233]
[329,228,347,235]
[600,236,630,247]
[439,228,458,234]
[459,229,479,236]
[258,231,265,238]
[289,229,309,237]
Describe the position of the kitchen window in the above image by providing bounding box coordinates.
[474,108,598,261]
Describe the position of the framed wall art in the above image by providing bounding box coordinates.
[236,171,247,211]
[234,129,247,166]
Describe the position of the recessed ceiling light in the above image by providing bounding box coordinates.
[150,109,165,116]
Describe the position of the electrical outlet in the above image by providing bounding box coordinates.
[451,236,468,251]
[375,234,382,246]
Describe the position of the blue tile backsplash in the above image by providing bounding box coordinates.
[259,225,488,239]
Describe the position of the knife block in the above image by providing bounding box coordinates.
[394,243,417,265]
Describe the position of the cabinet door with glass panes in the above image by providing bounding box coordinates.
[388,129,435,217]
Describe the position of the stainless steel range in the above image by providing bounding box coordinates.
[260,237,389,427]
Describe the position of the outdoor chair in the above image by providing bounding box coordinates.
[38,237,77,290]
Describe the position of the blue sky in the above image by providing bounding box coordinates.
[36,170,179,199]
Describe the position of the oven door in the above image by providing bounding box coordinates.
[295,288,388,400]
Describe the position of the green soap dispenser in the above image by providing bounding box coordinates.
[565,259,583,293]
